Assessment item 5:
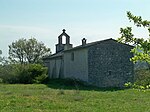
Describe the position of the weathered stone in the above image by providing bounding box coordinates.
[88,40,134,87]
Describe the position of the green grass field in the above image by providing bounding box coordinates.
[0,80,150,112]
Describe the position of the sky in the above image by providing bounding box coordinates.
[0,0,150,56]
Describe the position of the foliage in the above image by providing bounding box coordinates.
[0,78,3,83]
[8,38,51,64]
[118,11,150,69]
[127,11,150,31]
[0,64,27,83]
[124,69,150,89]
[125,82,150,90]
[134,69,150,86]
[118,27,134,44]
[0,50,3,64]
[0,56,11,66]
[0,84,150,112]
[0,64,48,84]
[131,39,150,68]
[0,50,9,65]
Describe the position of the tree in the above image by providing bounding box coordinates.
[118,11,150,69]
[0,50,10,65]
[0,50,2,63]
[9,38,51,64]
[0,50,2,64]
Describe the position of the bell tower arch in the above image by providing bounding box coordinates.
[56,29,73,53]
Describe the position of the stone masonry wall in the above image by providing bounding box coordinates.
[88,40,134,87]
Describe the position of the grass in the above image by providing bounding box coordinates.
[0,79,150,112]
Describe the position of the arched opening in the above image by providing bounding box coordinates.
[62,35,66,44]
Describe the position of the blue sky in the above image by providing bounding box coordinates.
[0,0,150,56]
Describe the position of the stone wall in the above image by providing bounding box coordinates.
[88,40,134,87]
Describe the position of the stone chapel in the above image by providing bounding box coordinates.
[43,29,134,87]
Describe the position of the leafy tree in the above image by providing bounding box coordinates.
[118,11,150,69]
[9,38,51,64]
[0,50,4,65]
[0,50,2,61]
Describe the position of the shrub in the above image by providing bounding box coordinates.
[124,69,150,89]
[18,64,48,84]
[0,64,48,84]
[0,78,3,83]
[0,64,20,83]
[33,74,48,84]
[124,82,150,90]
[134,69,150,87]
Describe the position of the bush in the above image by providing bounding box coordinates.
[0,78,3,83]
[33,74,48,84]
[0,64,19,83]
[0,64,48,84]
[124,82,150,90]
[124,69,150,89]
[134,69,150,86]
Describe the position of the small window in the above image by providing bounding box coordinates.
[108,70,111,75]
[71,52,74,61]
